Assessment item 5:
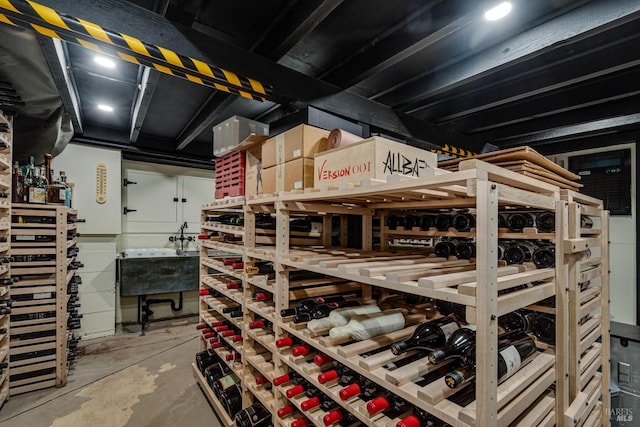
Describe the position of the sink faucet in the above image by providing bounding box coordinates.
[169,221,193,251]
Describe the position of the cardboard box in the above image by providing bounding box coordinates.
[244,143,263,197]
[314,136,438,187]
[262,124,329,168]
[213,115,268,157]
[262,158,314,194]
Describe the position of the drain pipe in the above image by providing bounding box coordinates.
[140,292,184,334]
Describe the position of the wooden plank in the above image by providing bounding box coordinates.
[320,254,425,269]
[599,210,611,426]
[580,317,601,341]
[9,379,57,395]
[338,257,432,274]
[465,282,556,322]
[455,266,552,295]
[511,394,555,427]
[565,376,601,425]
[10,360,56,375]
[335,324,419,358]
[459,159,559,194]
[9,354,56,368]
[386,262,475,283]
[10,372,56,388]
[288,282,361,300]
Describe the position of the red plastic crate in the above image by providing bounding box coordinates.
[215,150,246,198]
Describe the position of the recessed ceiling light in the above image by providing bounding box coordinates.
[484,1,512,21]
[97,104,114,112]
[94,55,115,68]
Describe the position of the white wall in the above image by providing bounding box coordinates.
[52,144,216,334]
[53,144,121,338]
[551,142,636,325]
[117,160,214,324]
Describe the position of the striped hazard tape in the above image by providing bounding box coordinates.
[431,144,477,159]
[0,0,272,102]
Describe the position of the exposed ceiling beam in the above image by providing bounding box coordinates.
[537,130,640,156]
[319,0,479,88]
[445,67,640,133]
[478,95,640,142]
[130,67,159,143]
[499,114,640,148]
[176,0,343,150]
[36,36,83,133]
[408,28,640,120]
[253,0,343,61]
[375,0,640,108]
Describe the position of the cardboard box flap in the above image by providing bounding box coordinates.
[227,134,269,153]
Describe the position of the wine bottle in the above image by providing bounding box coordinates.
[503,241,538,265]
[444,333,537,388]
[397,407,448,427]
[530,313,555,344]
[306,304,381,332]
[339,376,384,401]
[235,403,272,427]
[454,241,476,259]
[498,311,535,333]
[291,417,310,427]
[535,212,555,232]
[216,375,242,416]
[532,245,555,268]
[195,349,217,374]
[328,309,405,341]
[403,214,419,230]
[255,214,276,229]
[367,393,410,418]
[293,300,360,323]
[452,213,475,232]
[386,215,404,230]
[248,319,273,330]
[391,317,460,355]
[419,214,435,231]
[434,214,452,231]
[506,212,535,232]
[281,295,346,317]
[427,326,476,364]
[253,291,273,301]
[434,240,456,258]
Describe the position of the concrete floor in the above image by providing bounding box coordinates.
[0,319,224,427]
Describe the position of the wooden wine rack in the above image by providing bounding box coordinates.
[9,204,81,395]
[198,159,610,427]
[0,110,13,407]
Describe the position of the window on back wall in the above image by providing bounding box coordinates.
[568,149,632,215]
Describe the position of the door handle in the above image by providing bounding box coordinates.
[173,197,179,202]
[182,198,187,203]
[123,207,137,215]
[123,179,138,186]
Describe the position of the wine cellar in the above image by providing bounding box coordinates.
[3,1,640,426]
[196,157,610,427]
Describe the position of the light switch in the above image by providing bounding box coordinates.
[619,362,631,385]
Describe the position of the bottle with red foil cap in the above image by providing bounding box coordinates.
[249,319,273,330]
[199,288,219,296]
[255,375,269,386]
[196,323,208,330]
[223,258,242,266]
[226,281,242,290]
[291,417,309,427]
[277,404,295,418]
[273,372,297,387]
[323,409,344,426]
[231,261,244,270]
[367,393,410,419]
[291,343,311,357]
[339,376,383,401]
[397,408,449,427]
[313,353,334,366]
[252,291,273,301]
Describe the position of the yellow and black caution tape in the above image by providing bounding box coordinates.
[431,144,477,159]
[0,0,272,102]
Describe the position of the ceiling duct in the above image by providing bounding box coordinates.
[0,24,72,163]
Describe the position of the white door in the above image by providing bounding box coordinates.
[181,176,215,229]
[123,170,179,233]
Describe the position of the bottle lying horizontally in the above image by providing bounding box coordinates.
[306,304,382,332]
[444,332,537,388]
[328,309,406,341]
[293,300,360,324]
[234,402,271,427]
[390,316,460,355]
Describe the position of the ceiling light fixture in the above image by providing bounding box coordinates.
[97,104,114,112]
[94,55,116,68]
[484,1,512,21]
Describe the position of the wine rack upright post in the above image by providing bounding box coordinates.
[0,110,12,406]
